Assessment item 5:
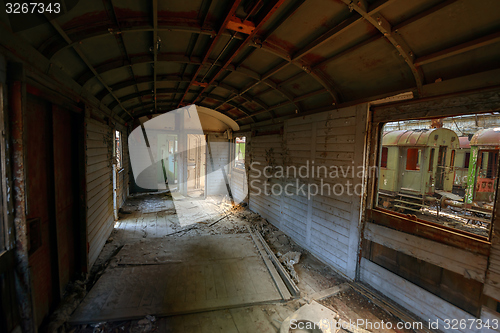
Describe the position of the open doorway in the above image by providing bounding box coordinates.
[157,134,178,191]
[186,134,206,197]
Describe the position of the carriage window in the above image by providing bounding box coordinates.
[429,148,435,171]
[376,117,500,238]
[234,137,246,169]
[380,147,388,168]
[406,148,420,170]
[479,151,499,179]
[115,130,123,170]
[464,152,470,168]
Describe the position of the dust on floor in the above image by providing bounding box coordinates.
[44,191,430,333]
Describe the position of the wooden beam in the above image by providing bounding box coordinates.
[372,86,500,123]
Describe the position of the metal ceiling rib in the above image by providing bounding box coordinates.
[46,17,134,119]
[5,0,500,124]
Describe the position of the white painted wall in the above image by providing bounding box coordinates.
[206,133,230,196]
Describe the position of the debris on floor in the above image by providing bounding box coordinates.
[279,251,302,283]
[44,191,429,333]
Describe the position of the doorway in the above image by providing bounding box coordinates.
[187,134,206,197]
[436,146,447,190]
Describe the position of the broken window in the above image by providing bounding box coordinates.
[464,152,470,168]
[380,147,388,168]
[234,137,246,169]
[405,148,420,170]
[376,116,500,238]
[115,130,123,170]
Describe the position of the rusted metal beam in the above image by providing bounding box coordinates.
[268,0,459,100]
[77,53,199,85]
[42,22,244,60]
[192,0,288,105]
[97,75,189,101]
[108,83,267,119]
[176,0,243,108]
[292,15,361,61]
[250,41,342,103]
[214,61,291,116]
[235,0,306,66]
[46,19,133,119]
[392,0,459,31]
[103,0,147,112]
[237,88,327,120]
[339,0,424,94]
[88,58,297,111]
[127,94,256,122]
[415,31,500,66]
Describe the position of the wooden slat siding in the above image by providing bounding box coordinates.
[231,169,247,203]
[480,307,500,333]
[360,258,478,333]
[364,222,488,282]
[248,105,368,279]
[85,117,114,269]
[248,134,284,228]
[207,134,230,196]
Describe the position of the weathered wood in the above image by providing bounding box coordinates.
[372,87,500,123]
[367,209,490,256]
[360,258,477,333]
[364,222,488,282]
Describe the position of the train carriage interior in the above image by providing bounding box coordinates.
[2,0,500,332]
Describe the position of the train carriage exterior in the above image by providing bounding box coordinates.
[453,136,471,196]
[379,128,460,199]
[465,128,500,205]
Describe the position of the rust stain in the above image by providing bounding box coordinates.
[302,53,327,66]
[360,57,383,70]
[203,97,218,104]
[113,7,149,19]
[266,36,298,54]
[62,11,111,30]
[158,10,199,20]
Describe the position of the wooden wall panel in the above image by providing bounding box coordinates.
[364,222,488,282]
[247,105,368,279]
[85,117,113,269]
[206,134,229,196]
[231,169,247,203]
[360,258,479,333]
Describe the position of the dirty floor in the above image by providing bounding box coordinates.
[44,191,428,333]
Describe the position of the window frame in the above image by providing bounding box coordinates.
[234,136,246,171]
[114,129,123,171]
[367,113,498,251]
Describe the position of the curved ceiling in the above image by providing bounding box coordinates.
[4,0,500,125]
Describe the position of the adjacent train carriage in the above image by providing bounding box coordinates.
[378,128,460,211]
[465,128,500,206]
[453,136,471,196]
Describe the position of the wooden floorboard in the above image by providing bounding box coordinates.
[69,234,286,324]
